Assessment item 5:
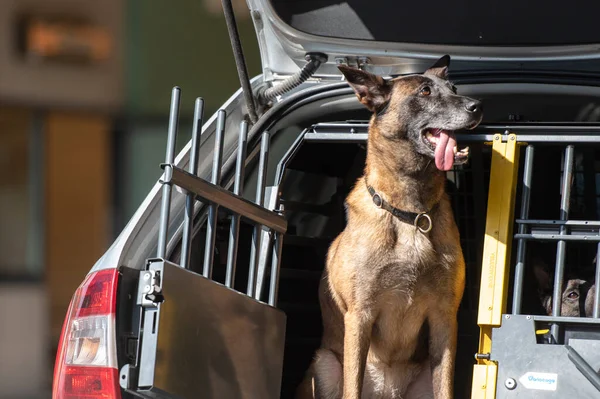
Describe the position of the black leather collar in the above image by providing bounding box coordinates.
[376,102,390,117]
[366,182,436,233]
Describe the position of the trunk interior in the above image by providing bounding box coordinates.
[161,85,600,398]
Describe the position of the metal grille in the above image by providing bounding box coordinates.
[474,127,600,398]
[511,141,600,330]
[155,87,287,304]
[122,87,289,399]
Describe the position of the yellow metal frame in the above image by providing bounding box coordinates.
[471,134,520,399]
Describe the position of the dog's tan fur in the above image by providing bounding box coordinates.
[296,59,478,399]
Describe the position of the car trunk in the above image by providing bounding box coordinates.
[153,80,600,397]
[247,0,600,79]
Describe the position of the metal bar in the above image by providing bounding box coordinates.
[534,315,600,325]
[303,132,368,143]
[512,145,535,314]
[594,243,600,318]
[255,187,279,300]
[274,132,306,185]
[220,0,258,123]
[304,132,600,144]
[157,86,181,259]
[474,124,600,133]
[582,149,597,220]
[225,121,249,288]
[529,227,600,234]
[514,234,600,241]
[203,110,226,279]
[268,229,285,307]
[166,166,287,233]
[247,131,270,297]
[515,219,600,226]
[311,122,600,133]
[305,132,499,143]
[551,145,575,342]
[484,134,600,143]
[256,230,274,301]
[566,345,600,392]
[181,98,204,269]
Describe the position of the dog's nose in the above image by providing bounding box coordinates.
[465,100,482,113]
[465,100,481,112]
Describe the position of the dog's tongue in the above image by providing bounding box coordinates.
[434,130,456,171]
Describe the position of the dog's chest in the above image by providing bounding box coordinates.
[367,226,458,295]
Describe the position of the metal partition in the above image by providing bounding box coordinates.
[469,128,600,399]
[120,87,288,399]
[269,122,600,399]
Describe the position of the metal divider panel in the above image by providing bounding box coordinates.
[492,315,600,397]
[138,261,286,399]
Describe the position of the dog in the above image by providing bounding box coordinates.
[533,257,596,317]
[295,55,482,399]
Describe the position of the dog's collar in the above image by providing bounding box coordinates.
[376,102,390,117]
[365,182,435,234]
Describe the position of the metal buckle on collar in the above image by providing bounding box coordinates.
[372,193,383,208]
[414,212,433,234]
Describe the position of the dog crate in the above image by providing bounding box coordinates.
[272,123,600,398]
[471,127,600,399]
[120,86,600,399]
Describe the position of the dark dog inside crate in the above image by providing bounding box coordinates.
[507,145,600,320]
[532,251,596,317]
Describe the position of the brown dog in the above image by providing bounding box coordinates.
[296,55,483,399]
[533,257,597,317]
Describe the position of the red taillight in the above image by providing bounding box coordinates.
[61,367,120,398]
[53,269,121,399]
[75,271,117,318]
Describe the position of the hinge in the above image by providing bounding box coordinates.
[138,268,163,308]
[335,56,370,70]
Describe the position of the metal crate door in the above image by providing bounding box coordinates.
[472,130,600,399]
[120,88,288,399]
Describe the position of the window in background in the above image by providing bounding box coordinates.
[0,106,43,280]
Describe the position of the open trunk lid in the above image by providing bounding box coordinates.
[246,0,600,79]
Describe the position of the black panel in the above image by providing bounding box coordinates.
[271,0,600,46]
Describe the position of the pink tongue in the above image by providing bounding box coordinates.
[434,130,457,171]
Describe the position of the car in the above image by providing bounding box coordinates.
[52,1,600,398]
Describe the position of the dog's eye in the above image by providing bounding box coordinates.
[420,86,431,96]
[567,291,579,299]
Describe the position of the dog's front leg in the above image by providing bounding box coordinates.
[427,311,458,399]
[343,310,373,399]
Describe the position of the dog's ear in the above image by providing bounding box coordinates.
[533,258,552,293]
[424,55,450,79]
[533,259,554,315]
[338,65,391,113]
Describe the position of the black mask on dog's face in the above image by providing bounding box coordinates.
[339,55,483,171]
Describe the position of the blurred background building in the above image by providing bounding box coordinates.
[0,0,260,397]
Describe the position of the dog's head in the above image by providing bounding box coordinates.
[533,258,596,317]
[339,55,482,171]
